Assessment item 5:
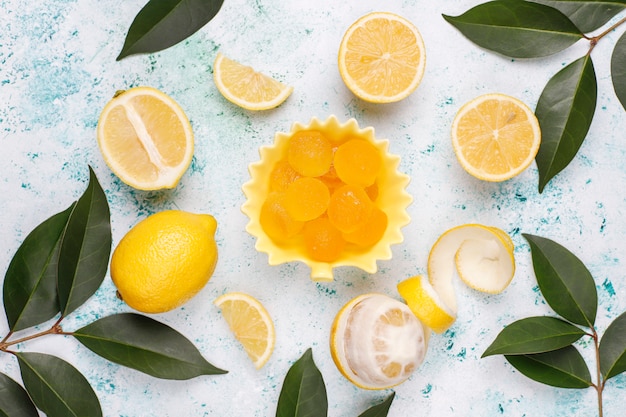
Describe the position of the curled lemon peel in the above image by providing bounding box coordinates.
[399,224,515,334]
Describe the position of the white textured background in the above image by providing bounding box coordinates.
[1,0,625,416]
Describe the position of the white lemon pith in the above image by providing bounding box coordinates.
[330,293,428,390]
[214,292,275,369]
[97,87,194,190]
[111,210,218,314]
[427,224,515,323]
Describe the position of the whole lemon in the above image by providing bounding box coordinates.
[110,210,218,313]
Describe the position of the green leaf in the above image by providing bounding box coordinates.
[73,313,227,379]
[535,55,597,192]
[482,316,587,357]
[612,30,626,111]
[599,311,626,380]
[523,234,597,327]
[16,352,102,417]
[276,348,328,417]
[505,345,593,388]
[529,0,626,32]
[57,167,111,317]
[358,392,395,417]
[442,0,583,58]
[3,204,73,332]
[0,372,39,417]
[117,0,225,60]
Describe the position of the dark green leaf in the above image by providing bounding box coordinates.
[358,392,395,417]
[276,348,328,417]
[599,311,626,380]
[612,30,626,111]
[505,345,593,388]
[117,0,225,60]
[483,316,587,357]
[16,352,102,417]
[529,0,626,32]
[74,313,227,379]
[442,0,583,58]
[523,234,597,327]
[3,204,73,331]
[535,55,597,192]
[0,372,39,417]
[57,167,111,317]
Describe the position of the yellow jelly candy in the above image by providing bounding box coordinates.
[333,139,382,187]
[303,217,346,262]
[287,130,333,177]
[269,160,301,192]
[284,177,330,221]
[343,207,388,247]
[327,184,373,233]
[259,192,305,241]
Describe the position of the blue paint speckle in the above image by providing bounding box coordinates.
[602,278,616,297]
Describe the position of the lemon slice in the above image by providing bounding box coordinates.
[214,292,275,369]
[451,93,541,182]
[97,87,194,191]
[330,293,427,390]
[397,275,456,334]
[427,224,516,314]
[338,12,426,103]
[213,52,293,111]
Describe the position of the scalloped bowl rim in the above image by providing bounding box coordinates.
[241,115,412,281]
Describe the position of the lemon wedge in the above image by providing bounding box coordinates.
[214,292,275,369]
[213,52,293,111]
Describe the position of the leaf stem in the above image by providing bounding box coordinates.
[591,328,604,417]
[0,317,66,351]
[586,16,626,53]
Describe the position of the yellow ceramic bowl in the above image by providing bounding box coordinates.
[241,115,412,281]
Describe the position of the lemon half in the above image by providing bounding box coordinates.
[97,87,194,191]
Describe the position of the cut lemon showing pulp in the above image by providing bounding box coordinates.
[97,87,194,191]
[338,12,426,103]
[397,275,456,334]
[427,224,515,314]
[213,52,293,111]
[451,93,541,182]
[214,292,275,369]
[330,293,427,390]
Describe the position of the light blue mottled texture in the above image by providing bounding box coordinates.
[1,1,625,416]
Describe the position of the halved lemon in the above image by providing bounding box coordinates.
[214,292,275,369]
[338,12,426,103]
[427,224,516,314]
[397,275,456,334]
[96,86,194,191]
[451,93,541,182]
[213,52,293,111]
[330,293,427,390]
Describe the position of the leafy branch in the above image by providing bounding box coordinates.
[444,0,626,192]
[0,167,226,417]
[482,234,626,417]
